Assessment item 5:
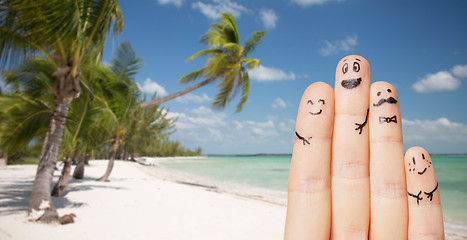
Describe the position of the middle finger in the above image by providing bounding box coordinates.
[332,55,371,239]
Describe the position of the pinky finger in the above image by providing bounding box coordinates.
[405,147,444,239]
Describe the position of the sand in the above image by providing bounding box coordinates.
[0,160,285,240]
[1,160,466,240]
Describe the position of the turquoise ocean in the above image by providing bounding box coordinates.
[157,155,467,229]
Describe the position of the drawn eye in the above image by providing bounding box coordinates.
[307,100,313,105]
[387,89,392,93]
[353,62,360,72]
[342,63,348,74]
[318,99,325,105]
[377,92,381,96]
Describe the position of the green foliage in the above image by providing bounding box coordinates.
[0,0,124,69]
[0,41,201,163]
[123,95,202,158]
[179,12,266,112]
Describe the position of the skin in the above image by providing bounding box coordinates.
[284,55,444,240]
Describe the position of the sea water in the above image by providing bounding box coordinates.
[158,155,467,227]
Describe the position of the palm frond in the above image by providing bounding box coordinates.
[219,13,239,44]
[213,66,239,110]
[200,28,225,47]
[178,68,204,84]
[0,26,41,69]
[243,31,266,56]
[2,57,55,99]
[186,49,222,62]
[80,0,123,50]
[200,12,239,47]
[0,93,51,154]
[243,58,261,70]
[110,41,142,80]
[221,43,242,53]
[235,70,249,113]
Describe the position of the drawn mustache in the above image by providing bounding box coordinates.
[373,97,398,107]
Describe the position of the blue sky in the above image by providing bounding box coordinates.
[103,0,467,154]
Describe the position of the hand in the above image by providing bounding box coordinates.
[284,55,444,239]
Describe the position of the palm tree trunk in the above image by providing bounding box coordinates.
[51,156,71,197]
[97,138,119,182]
[0,154,6,168]
[28,97,71,224]
[73,154,85,179]
[140,75,219,108]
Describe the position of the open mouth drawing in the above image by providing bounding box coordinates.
[341,77,362,89]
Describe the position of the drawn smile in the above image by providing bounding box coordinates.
[418,168,427,175]
[309,109,322,115]
[373,97,398,107]
[307,99,325,115]
[341,77,362,89]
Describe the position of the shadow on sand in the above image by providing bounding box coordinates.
[0,176,125,216]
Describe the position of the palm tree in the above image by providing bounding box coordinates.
[95,41,142,182]
[0,0,123,223]
[0,57,55,157]
[141,12,265,112]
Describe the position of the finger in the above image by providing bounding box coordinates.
[332,55,371,239]
[405,147,444,239]
[369,82,408,239]
[285,82,334,240]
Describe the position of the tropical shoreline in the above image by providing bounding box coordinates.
[0,159,466,239]
[0,160,286,240]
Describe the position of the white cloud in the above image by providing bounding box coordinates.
[451,64,467,78]
[157,0,183,7]
[292,0,344,7]
[192,0,249,19]
[320,35,358,56]
[272,98,287,109]
[137,78,168,97]
[249,65,299,82]
[166,106,294,153]
[412,71,461,93]
[278,118,296,133]
[175,93,212,104]
[260,9,278,29]
[402,117,467,153]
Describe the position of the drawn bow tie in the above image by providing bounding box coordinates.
[379,115,397,124]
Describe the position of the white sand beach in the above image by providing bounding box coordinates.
[1,160,466,240]
[0,160,286,240]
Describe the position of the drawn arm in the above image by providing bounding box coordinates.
[424,182,439,201]
[408,191,423,205]
[355,109,369,134]
[295,131,312,145]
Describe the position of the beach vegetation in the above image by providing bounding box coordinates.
[141,12,266,113]
[0,0,124,223]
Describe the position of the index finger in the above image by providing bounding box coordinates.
[285,82,334,240]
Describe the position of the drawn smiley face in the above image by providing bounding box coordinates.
[307,98,325,115]
[408,153,432,175]
[373,88,398,107]
[340,58,362,89]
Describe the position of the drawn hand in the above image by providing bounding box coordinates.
[285,55,444,239]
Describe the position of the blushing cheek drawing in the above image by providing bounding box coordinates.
[407,153,438,205]
[295,97,326,145]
